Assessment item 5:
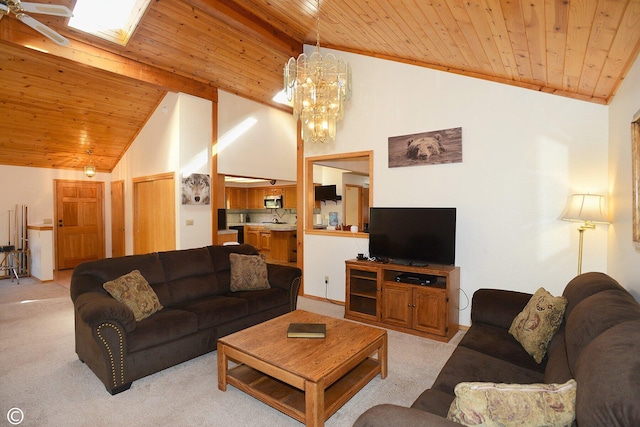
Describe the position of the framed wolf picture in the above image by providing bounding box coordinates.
[388,127,462,168]
[181,173,211,205]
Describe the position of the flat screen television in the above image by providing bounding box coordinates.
[314,185,341,201]
[368,207,456,266]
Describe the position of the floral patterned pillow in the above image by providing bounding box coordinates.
[103,270,163,321]
[229,253,271,292]
[447,379,577,427]
[509,287,567,363]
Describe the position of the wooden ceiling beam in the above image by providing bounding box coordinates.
[184,0,302,57]
[0,19,218,102]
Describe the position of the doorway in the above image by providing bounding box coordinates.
[111,180,125,258]
[54,180,105,270]
[133,173,176,254]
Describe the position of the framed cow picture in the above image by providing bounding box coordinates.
[388,127,462,168]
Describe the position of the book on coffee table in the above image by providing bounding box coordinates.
[287,323,326,338]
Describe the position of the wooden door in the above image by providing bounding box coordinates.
[111,180,125,258]
[344,184,362,228]
[413,287,447,336]
[55,180,105,270]
[133,173,175,254]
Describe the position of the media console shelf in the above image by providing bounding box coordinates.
[345,259,460,342]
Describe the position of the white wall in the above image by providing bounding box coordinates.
[0,165,111,272]
[218,90,297,181]
[303,48,611,326]
[112,92,213,252]
[608,55,640,300]
[178,94,213,249]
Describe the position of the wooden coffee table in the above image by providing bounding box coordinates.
[217,310,387,426]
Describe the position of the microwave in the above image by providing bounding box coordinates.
[264,195,283,209]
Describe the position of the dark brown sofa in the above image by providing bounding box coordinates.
[354,272,640,426]
[70,244,301,394]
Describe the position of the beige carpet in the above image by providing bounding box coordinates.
[0,277,463,427]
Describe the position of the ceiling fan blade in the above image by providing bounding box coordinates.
[17,2,72,17]
[16,13,69,46]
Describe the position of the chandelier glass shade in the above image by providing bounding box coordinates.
[84,165,96,177]
[283,2,352,144]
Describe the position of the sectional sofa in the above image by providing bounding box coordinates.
[70,244,302,394]
[354,272,640,426]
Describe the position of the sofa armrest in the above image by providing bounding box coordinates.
[471,288,533,330]
[267,263,302,310]
[353,404,460,427]
[74,292,136,333]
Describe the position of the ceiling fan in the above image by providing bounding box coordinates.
[0,0,72,46]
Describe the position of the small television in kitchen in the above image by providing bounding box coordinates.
[314,184,341,202]
[368,207,456,266]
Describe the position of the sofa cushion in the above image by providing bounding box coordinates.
[509,287,567,363]
[71,253,169,303]
[447,379,576,427]
[470,289,533,330]
[562,272,625,318]
[103,270,164,321]
[127,308,198,352]
[176,296,249,330]
[225,287,289,314]
[574,320,640,427]
[565,289,640,372]
[229,253,270,292]
[208,244,259,273]
[459,324,545,373]
[543,326,573,384]
[158,248,218,305]
[411,389,456,418]
[431,346,544,396]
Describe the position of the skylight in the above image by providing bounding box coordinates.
[68,0,151,46]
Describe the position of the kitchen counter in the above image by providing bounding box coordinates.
[229,222,297,231]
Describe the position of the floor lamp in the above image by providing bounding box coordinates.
[561,194,609,275]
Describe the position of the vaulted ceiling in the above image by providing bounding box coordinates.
[1,0,639,173]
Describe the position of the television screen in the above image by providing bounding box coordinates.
[314,184,339,201]
[368,207,456,266]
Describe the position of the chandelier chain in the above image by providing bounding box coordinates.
[316,0,320,51]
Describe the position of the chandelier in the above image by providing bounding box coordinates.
[283,0,352,143]
[84,150,96,178]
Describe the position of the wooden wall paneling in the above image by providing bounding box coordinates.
[545,0,570,90]
[590,1,640,100]
[563,1,599,93]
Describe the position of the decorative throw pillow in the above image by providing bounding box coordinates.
[509,287,567,363]
[447,379,577,427]
[103,270,163,321]
[229,253,271,292]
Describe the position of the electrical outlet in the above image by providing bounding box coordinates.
[186,219,194,226]
[324,276,329,285]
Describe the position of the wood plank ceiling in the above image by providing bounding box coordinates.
[1,0,639,172]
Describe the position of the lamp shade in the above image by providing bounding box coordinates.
[561,194,609,224]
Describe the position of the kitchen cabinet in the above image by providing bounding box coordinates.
[259,229,271,251]
[245,226,260,247]
[270,230,296,262]
[226,187,247,209]
[264,187,283,197]
[247,188,264,209]
[345,260,459,342]
[283,186,297,209]
[245,225,271,251]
